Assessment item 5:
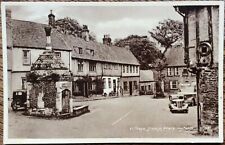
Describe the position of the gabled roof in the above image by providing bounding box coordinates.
[8,19,140,65]
[140,70,156,82]
[164,46,186,66]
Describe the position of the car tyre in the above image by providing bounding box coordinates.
[11,102,17,111]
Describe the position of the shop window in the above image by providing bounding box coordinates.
[23,50,31,65]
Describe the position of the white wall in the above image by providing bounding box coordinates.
[122,65,140,77]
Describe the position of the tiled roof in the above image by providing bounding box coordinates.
[164,46,186,66]
[11,19,71,51]
[9,19,140,65]
[140,70,156,82]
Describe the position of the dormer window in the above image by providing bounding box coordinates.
[78,47,83,54]
[90,49,94,56]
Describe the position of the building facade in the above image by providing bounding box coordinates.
[6,10,140,98]
[162,46,196,94]
[139,70,156,95]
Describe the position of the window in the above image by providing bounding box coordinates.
[78,60,83,72]
[133,66,135,73]
[89,61,96,72]
[103,78,106,89]
[123,65,125,73]
[123,81,128,91]
[78,47,83,54]
[170,80,178,89]
[127,66,129,73]
[55,52,61,58]
[141,86,145,91]
[130,65,132,73]
[108,78,111,88]
[90,49,94,56]
[136,66,138,73]
[167,68,173,76]
[114,64,118,70]
[134,81,137,89]
[174,67,179,76]
[148,85,151,90]
[182,68,189,77]
[104,63,107,69]
[23,50,31,65]
[22,77,27,90]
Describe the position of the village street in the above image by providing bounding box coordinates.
[8,95,198,138]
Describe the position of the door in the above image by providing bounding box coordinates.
[129,81,132,95]
[113,79,116,93]
[62,89,71,113]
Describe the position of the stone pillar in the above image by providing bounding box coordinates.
[198,68,218,135]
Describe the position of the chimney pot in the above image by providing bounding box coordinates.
[82,25,89,41]
[103,34,112,45]
[48,10,55,27]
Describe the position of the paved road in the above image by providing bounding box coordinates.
[8,95,198,138]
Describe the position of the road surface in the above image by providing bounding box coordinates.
[8,95,198,138]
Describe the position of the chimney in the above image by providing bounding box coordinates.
[103,34,112,45]
[6,9,11,19]
[48,10,55,27]
[82,25,89,41]
[44,26,52,50]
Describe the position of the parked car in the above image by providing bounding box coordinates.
[177,92,197,106]
[169,94,188,113]
[11,90,27,111]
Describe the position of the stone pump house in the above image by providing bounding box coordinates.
[26,26,73,115]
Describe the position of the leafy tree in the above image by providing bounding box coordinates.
[55,17,96,41]
[149,19,183,55]
[114,35,163,70]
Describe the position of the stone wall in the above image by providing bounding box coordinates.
[199,68,218,136]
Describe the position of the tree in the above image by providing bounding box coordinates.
[55,17,96,41]
[114,35,163,70]
[149,19,183,55]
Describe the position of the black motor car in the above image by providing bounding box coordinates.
[11,90,27,111]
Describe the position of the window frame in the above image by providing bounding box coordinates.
[22,50,31,65]
[89,61,96,72]
[78,60,83,72]
[170,80,178,89]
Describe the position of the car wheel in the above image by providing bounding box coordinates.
[11,102,17,111]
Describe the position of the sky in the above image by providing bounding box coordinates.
[7,4,183,43]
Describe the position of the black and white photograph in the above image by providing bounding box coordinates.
[1,1,224,144]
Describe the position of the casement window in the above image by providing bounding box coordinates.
[167,68,173,76]
[23,50,31,65]
[170,80,178,89]
[133,66,135,73]
[55,52,61,58]
[127,66,129,73]
[89,61,96,72]
[21,77,27,90]
[130,65,132,73]
[108,78,111,88]
[123,65,125,73]
[174,67,179,76]
[78,60,83,72]
[182,68,189,77]
[78,47,83,54]
[123,81,128,91]
[136,66,138,73]
[134,81,138,89]
[90,49,94,56]
[103,78,106,89]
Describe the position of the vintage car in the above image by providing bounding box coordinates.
[169,94,188,113]
[11,90,27,111]
[177,92,197,106]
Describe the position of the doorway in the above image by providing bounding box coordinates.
[113,79,116,93]
[62,89,71,113]
[129,81,132,96]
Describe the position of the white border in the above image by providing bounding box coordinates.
[1,1,224,144]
